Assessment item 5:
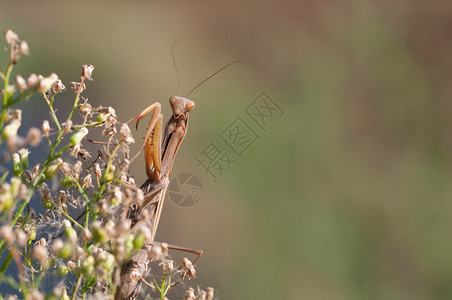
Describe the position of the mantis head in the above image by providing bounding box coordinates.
[169,96,195,118]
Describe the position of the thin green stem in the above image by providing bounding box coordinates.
[67,77,85,121]
[71,273,83,300]
[0,64,13,131]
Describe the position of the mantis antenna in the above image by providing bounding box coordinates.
[172,37,183,97]
[186,60,241,97]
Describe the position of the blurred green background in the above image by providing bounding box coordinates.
[2,1,452,299]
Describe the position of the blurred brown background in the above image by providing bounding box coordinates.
[2,1,452,299]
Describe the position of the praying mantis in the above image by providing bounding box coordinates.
[115,50,239,298]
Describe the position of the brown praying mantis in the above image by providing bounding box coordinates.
[115,48,239,299]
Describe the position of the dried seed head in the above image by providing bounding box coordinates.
[15,75,27,91]
[206,287,214,300]
[82,228,93,242]
[120,173,127,183]
[60,162,71,175]
[181,258,196,278]
[32,164,40,176]
[33,244,48,264]
[36,238,47,248]
[18,181,29,199]
[81,64,94,80]
[52,79,65,94]
[163,259,174,274]
[27,127,42,147]
[15,230,27,246]
[29,289,44,300]
[72,161,82,179]
[57,191,67,205]
[104,220,116,236]
[4,30,18,46]
[120,123,135,145]
[52,239,64,253]
[42,120,50,137]
[102,125,117,138]
[0,225,14,243]
[161,243,168,256]
[149,244,162,261]
[67,260,77,270]
[185,288,196,300]
[138,225,152,243]
[62,120,72,134]
[82,174,93,188]
[202,291,209,300]
[27,73,38,87]
[80,103,93,118]
[19,40,29,55]
[77,148,90,160]
[70,144,81,158]
[10,109,22,122]
[71,81,86,93]
[93,163,102,178]
[23,224,36,241]
[97,198,108,216]
[110,186,122,206]
[118,220,130,234]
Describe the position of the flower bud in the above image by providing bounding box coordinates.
[2,120,21,141]
[0,183,13,212]
[10,177,21,199]
[55,265,69,276]
[38,73,58,93]
[18,148,30,169]
[44,158,62,180]
[4,30,18,46]
[42,120,50,137]
[70,127,88,146]
[58,242,73,259]
[65,225,77,243]
[60,176,74,188]
[81,255,95,276]
[133,232,144,249]
[19,40,29,55]
[15,75,27,91]
[12,153,24,176]
[27,127,42,147]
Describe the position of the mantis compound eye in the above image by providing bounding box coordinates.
[185,100,195,111]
